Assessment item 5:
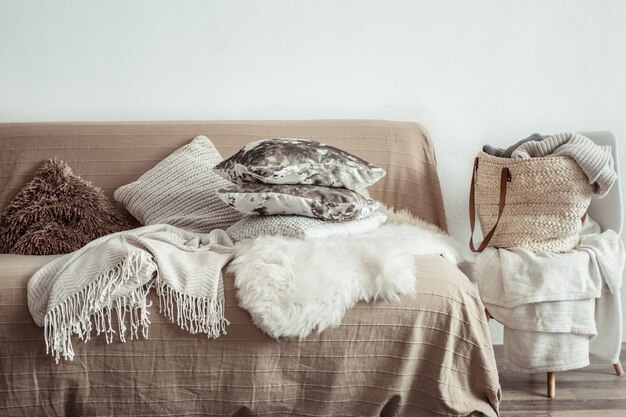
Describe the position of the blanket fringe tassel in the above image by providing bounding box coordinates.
[156,280,229,339]
[43,251,227,363]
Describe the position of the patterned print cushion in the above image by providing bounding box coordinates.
[213,138,386,190]
[226,211,387,242]
[216,183,380,221]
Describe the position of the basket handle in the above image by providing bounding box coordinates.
[469,157,511,253]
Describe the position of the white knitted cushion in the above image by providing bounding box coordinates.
[114,136,244,232]
[226,211,387,242]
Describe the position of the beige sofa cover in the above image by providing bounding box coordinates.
[0,121,500,417]
[0,120,447,231]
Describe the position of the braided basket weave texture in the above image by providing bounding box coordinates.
[474,151,595,252]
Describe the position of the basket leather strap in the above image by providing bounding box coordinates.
[581,207,589,222]
[469,157,511,253]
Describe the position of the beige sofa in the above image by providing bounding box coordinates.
[0,120,500,417]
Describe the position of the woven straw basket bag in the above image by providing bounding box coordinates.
[469,151,595,253]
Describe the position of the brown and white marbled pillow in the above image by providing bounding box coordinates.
[213,138,386,190]
[216,183,380,221]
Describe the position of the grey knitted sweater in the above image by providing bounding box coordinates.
[512,132,616,197]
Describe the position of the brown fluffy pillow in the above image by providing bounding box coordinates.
[0,159,131,255]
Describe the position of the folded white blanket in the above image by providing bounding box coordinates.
[486,299,597,335]
[503,330,592,373]
[475,217,625,369]
[28,224,234,363]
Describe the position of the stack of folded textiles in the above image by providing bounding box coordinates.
[475,132,624,373]
[213,138,388,241]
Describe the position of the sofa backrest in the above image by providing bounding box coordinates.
[0,120,447,231]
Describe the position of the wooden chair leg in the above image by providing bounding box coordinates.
[614,362,624,376]
[547,372,555,398]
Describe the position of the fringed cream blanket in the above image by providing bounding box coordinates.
[27,224,234,363]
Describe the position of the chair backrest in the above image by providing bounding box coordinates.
[580,131,623,234]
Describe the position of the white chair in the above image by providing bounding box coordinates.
[584,131,623,235]
[544,131,623,397]
[581,131,624,380]
[485,131,624,398]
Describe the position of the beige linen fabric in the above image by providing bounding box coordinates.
[0,120,447,231]
[1,254,500,417]
[0,121,500,416]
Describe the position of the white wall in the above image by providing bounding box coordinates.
[1,0,626,344]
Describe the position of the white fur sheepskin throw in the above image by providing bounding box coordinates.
[229,206,461,339]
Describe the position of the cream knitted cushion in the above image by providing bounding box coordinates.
[114,136,244,232]
[226,211,387,242]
